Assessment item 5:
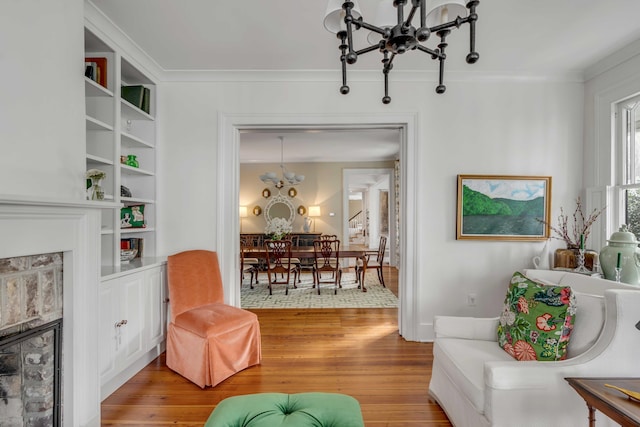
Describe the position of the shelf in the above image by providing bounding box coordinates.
[86,25,157,274]
[121,164,154,176]
[86,115,113,131]
[121,131,154,149]
[120,227,155,234]
[85,77,113,97]
[86,154,114,165]
[121,197,155,205]
[121,100,154,121]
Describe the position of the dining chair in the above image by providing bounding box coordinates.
[240,237,260,288]
[356,235,387,287]
[313,238,342,295]
[264,239,298,295]
[320,234,338,240]
[166,250,262,388]
[285,234,303,282]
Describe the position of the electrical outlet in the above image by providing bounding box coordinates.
[467,293,477,306]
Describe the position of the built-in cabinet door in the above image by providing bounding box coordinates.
[99,266,164,386]
[99,273,145,385]
[119,274,145,367]
[98,278,119,382]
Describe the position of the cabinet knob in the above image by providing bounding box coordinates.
[164,298,170,303]
[115,319,128,328]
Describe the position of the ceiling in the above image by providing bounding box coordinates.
[89,0,640,163]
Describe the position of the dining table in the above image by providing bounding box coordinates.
[245,244,373,292]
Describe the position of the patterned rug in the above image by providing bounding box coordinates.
[240,272,398,309]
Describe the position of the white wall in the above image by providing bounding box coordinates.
[239,161,394,238]
[0,0,86,200]
[159,77,584,339]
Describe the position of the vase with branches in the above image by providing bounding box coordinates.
[538,197,606,270]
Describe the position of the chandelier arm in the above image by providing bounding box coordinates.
[343,2,358,64]
[338,31,350,94]
[396,0,406,25]
[429,16,470,34]
[466,0,480,63]
[383,67,391,105]
[436,30,450,94]
[416,45,444,60]
[404,4,420,29]
[355,44,381,57]
[357,20,386,35]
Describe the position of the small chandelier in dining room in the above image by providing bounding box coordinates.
[259,136,305,189]
[323,0,479,104]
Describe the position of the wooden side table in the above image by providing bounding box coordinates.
[565,378,640,427]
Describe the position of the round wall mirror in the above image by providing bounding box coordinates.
[264,193,295,225]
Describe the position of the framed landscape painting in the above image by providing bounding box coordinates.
[456,175,552,241]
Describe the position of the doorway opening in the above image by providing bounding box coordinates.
[218,113,420,340]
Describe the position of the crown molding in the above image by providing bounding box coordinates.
[85,0,164,83]
[584,37,640,82]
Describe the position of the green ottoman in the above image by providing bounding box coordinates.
[205,392,365,427]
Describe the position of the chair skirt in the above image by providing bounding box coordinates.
[166,303,262,388]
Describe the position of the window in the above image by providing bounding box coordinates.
[615,94,640,237]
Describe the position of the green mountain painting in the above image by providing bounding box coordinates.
[460,179,548,237]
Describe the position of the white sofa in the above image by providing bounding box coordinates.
[428,269,640,427]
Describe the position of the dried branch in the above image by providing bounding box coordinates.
[537,197,605,248]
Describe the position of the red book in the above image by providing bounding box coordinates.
[85,57,107,88]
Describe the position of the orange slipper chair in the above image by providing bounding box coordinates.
[166,250,261,388]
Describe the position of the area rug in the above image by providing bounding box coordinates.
[241,272,398,309]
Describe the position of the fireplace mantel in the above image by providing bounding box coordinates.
[0,196,106,427]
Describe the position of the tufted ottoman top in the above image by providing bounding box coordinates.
[204,392,365,427]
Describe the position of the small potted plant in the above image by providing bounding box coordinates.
[86,169,106,200]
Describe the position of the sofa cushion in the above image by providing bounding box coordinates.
[497,272,576,361]
[433,338,514,413]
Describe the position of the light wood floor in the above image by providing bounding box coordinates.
[101,267,452,426]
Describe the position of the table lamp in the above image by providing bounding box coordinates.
[239,206,248,232]
[308,206,321,232]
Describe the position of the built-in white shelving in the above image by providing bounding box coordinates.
[84,27,157,277]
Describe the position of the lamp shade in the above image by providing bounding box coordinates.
[308,206,321,217]
[324,0,362,34]
[367,0,397,45]
[425,0,468,28]
[239,206,248,218]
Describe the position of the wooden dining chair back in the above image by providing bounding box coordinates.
[313,238,342,295]
[357,235,387,287]
[320,234,338,241]
[166,250,261,388]
[264,239,298,295]
[240,237,259,288]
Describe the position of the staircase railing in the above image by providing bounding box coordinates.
[349,210,363,236]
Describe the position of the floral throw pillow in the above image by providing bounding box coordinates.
[497,272,576,361]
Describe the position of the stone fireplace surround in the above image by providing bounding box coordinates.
[0,196,108,427]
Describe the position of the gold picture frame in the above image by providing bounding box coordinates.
[253,206,262,216]
[262,188,271,198]
[297,205,306,215]
[288,187,297,198]
[456,174,552,241]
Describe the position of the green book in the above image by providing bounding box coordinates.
[141,87,150,114]
[121,85,145,110]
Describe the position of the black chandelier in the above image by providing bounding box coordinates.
[323,0,479,104]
